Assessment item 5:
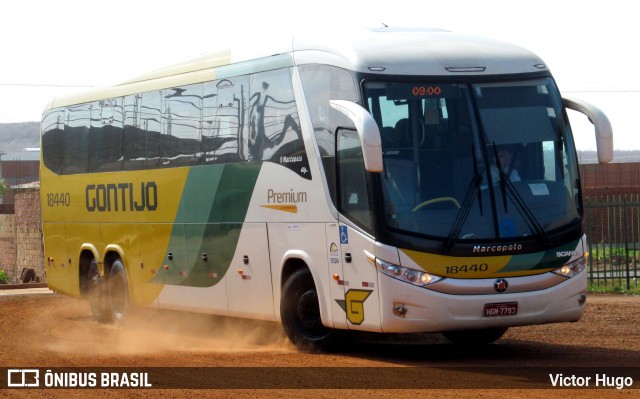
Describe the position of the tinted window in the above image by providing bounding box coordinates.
[123,94,147,170]
[41,109,65,173]
[162,83,203,166]
[203,77,248,164]
[249,68,308,178]
[365,78,581,241]
[44,68,305,174]
[299,65,358,196]
[337,128,373,232]
[142,91,163,168]
[63,103,90,174]
[90,98,123,172]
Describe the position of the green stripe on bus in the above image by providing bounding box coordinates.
[155,162,262,287]
[497,239,580,273]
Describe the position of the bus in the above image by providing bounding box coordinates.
[40,27,613,350]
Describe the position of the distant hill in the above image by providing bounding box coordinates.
[0,122,40,153]
[0,122,639,163]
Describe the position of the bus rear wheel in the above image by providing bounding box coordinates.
[281,268,340,351]
[442,327,508,345]
[108,259,129,324]
[87,259,110,323]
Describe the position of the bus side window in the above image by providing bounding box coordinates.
[143,90,163,168]
[248,68,302,163]
[90,98,123,172]
[63,103,90,174]
[202,77,247,164]
[41,109,65,174]
[298,64,359,203]
[162,83,203,167]
[123,94,147,170]
[337,128,373,232]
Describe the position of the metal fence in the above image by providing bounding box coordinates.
[583,193,640,290]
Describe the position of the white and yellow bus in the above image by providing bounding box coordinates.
[41,27,612,350]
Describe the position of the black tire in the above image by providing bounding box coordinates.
[442,327,508,345]
[87,259,110,323]
[108,259,129,325]
[280,268,340,351]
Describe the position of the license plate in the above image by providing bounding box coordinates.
[484,302,518,317]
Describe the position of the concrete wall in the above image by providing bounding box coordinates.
[0,213,16,281]
[14,185,44,282]
[0,185,43,283]
[1,160,40,204]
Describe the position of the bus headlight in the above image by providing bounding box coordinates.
[553,254,588,277]
[376,259,443,287]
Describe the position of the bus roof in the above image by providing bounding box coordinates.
[43,27,548,112]
[293,27,547,76]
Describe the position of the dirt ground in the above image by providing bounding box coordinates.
[0,289,638,398]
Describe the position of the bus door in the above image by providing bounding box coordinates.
[335,223,381,332]
[326,222,348,329]
[335,127,382,332]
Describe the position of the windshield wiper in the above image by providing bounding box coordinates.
[441,146,483,253]
[492,143,550,246]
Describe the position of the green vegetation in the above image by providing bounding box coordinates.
[588,283,640,296]
[589,245,638,262]
[0,178,6,198]
[0,269,8,284]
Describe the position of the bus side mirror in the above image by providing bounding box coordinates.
[563,97,613,164]
[329,100,383,172]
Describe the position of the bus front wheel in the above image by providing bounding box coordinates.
[281,268,340,351]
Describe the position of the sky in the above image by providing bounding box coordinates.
[1,0,638,151]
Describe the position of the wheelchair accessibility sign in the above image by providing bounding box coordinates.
[340,226,349,244]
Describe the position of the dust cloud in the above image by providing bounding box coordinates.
[38,297,296,357]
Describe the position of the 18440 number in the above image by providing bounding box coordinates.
[445,263,488,275]
[46,192,71,207]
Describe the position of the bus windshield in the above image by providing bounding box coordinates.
[365,78,581,244]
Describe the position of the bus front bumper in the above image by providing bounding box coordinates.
[378,270,587,333]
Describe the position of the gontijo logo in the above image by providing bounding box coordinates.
[335,289,373,325]
[85,182,158,212]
